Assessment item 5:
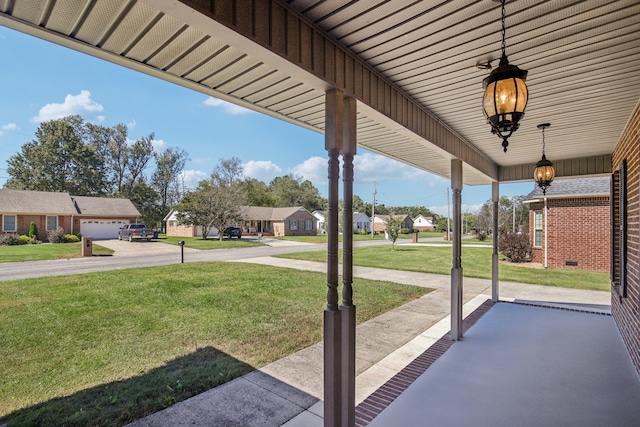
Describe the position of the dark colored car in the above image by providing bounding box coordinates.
[223,227,242,239]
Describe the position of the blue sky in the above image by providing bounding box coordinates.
[0,26,534,216]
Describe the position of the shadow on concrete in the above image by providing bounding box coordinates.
[1,347,256,427]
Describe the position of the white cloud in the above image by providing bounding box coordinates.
[32,90,104,122]
[354,152,441,183]
[203,97,254,115]
[291,156,327,183]
[151,138,166,151]
[127,119,137,129]
[180,170,209,188]
[0,122,18,136]
[428,203,484,217]
[243,160,282,182]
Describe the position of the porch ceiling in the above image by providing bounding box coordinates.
[1,0,638,185]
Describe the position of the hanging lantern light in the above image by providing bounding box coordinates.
[533,123,554,195]
[482,0,528,152]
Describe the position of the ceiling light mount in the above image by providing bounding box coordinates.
[482,0,528,152]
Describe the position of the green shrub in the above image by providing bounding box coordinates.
[64,234,80,243]
[28,222,39,239]
[47,227,66,244]
[498,231,531,263]
[401,227,410,234]
[477,231,487,241]
[0,234,22,246]
[18,235,36,245]
[359,228,368,235]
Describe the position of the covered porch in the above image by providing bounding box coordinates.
[362,301,640,427]
[2,1,640,426]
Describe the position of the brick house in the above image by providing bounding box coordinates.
[0,189,140,241]
[371,214,413,234]
[166,206,317,237]
[524,177,610,272]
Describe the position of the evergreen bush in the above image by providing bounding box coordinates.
[28,222,39,239]
[401,227,410,234]
[18,235,34,245]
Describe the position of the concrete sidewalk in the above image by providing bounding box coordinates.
[128,258,610,427]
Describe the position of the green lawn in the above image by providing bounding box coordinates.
[153,234,264,249]
[274,231,442,244]
[276,245,610,292]
[0,263,430,426]
[0,242,113,263]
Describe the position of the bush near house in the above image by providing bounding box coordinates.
[499,231,531,263]
[28,222,39,240]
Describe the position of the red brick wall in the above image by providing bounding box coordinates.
[528,198,610,272]
[611,101,640,375]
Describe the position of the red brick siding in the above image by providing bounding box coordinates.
[528,198,610,272]
[611,101,640,375]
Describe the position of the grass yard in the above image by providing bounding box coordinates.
[156,234,264,249]
[274,231,442,244]
[0,242,113,263]
[0,262,430,426]
[276,245,610,291]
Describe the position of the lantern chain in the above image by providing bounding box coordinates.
[501,0,506,57]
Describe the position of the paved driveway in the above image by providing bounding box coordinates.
[94,239,196,257]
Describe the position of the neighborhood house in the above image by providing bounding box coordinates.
[0,189,140,241]
[166,206,317,237]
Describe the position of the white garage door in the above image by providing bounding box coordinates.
[80,219,129,240]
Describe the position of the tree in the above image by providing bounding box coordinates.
[475,196,515,235]
[176,157,247,240]
[386,214,403,251]
[241,178,276,206]
[269,174,324,210]
[152,147,189,227]
[128,179,163,229]
[175,181,218,239]
[6,116,104,195]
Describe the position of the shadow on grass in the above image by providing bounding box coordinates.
[1,347,254,427]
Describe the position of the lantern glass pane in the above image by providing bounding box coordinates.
[494,78,517,114]
[515,78,529,112]
[483,83,497,117]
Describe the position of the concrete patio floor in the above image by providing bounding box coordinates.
[367,302,640,427]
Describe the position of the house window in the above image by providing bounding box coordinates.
[290,220,298,230]
[2,215,16,232]
[169,220,176,227]
[305,220,313,230]
[46,216,58,231]
[534,210,542,247]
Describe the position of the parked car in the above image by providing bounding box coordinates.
[223,227,242,239]
[118,223,154,241]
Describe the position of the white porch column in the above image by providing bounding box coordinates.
[492,182,499,303]
[450,159,463,340]
[324,89,343,427]
[340,95,357,427]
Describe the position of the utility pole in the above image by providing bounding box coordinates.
[447,187,450,241]
[512,197,516,233]
[371,182,377,238]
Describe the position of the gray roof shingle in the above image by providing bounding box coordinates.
[72,195,140,217]
[0,189,77,214]
[0,189,140,217]
[524,176,610,200]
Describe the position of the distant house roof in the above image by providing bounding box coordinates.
[524,177,611,201]
[0,189,140,217]
[242,206,311,220]
[0,189,77,215]
[373,214,411,222]
[72,195,140,217]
